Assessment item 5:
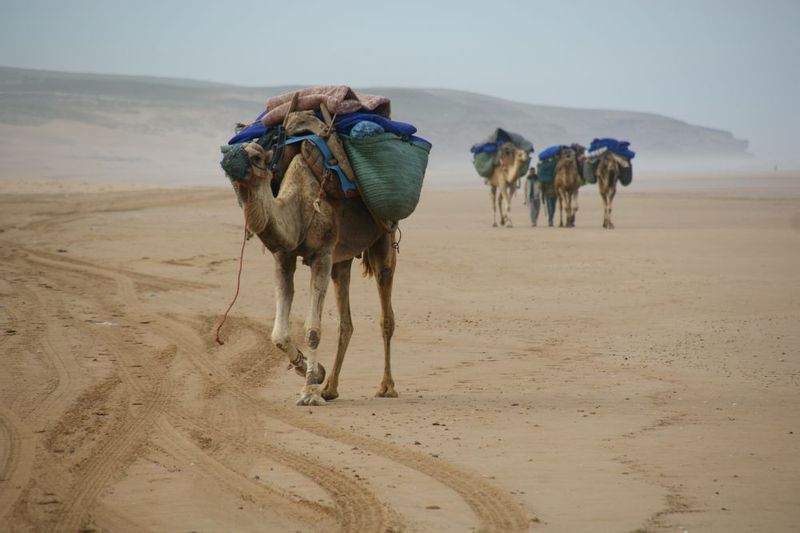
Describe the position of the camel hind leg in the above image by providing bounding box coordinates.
[321,259,354,401]
[600,187,609,228]
[606,186,616,229]
[366,233,398,398]
[489,185,499,227]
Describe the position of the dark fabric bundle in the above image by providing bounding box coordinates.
[471,128,534,178]
[470,128,534,154]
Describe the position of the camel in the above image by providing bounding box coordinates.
[554,147,581,227]
[228,140,398,406]
[595,151,628,229]
[487,142,528,227]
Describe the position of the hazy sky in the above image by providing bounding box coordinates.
[1,0,798,165]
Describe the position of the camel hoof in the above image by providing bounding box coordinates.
[505,222,513,228]
[297,384,326,406]
[492,222,498,228]
[321,383,339,401]
[375,385,398,398]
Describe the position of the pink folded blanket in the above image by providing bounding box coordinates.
[261,85,391,126]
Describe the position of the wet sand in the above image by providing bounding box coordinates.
[1,176,799,532]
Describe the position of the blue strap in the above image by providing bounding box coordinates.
[286,134,357,193]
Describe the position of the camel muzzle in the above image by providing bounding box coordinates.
[220,143,252,182]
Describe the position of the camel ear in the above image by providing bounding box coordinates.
[244,142,265,158]
[244,142,269,168]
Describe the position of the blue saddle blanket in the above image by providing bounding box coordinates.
[538,145,564,160]
[589,138,635,160]
[229,111,417,145]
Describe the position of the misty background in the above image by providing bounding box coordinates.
[1,0,798,184]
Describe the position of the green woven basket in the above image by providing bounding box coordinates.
[473,151,495,178]
[517,153,531,179]
[582,158,598,184]
[619,160,633,186]
[343,133,431,222]
[537,157,558,184]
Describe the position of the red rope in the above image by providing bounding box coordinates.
[215,210,249,345]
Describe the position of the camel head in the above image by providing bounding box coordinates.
[509,143,528,160]
[514,149,528,169]
[221,142,272,185]
[221,141,283,205]
[497,142,528,168]
[597,151,628,180]
[560,147,576,162]
[497,143,516,165]
[597,152,614,174]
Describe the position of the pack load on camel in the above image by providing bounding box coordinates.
[217,87,432,406]
[221,86,432,223]
[470,128,534,179]
[583,138,635,186]
[537,143,586,184]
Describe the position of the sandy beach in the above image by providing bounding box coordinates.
[1,175,799,532]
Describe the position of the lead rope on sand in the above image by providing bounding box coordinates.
[215,209,249,345]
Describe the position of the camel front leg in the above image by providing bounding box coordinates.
[557,192,565,227]
[271,252,307,376]
[369,234,398,398]
[502,183,514,227]
[498,189,507,225]
[600,189,610,228]
[489,185,498,227]
[321,259,353,401]
[298,252,332,406]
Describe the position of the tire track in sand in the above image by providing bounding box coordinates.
[45,343,173,533]
[156,415,336,528]
[20,239,530,532]
[170,407,385,532]
[21,249,387,533]
[0,273,73,528]
[0,406,35,524]
[13,254,177,533]
[168,316,530,532]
